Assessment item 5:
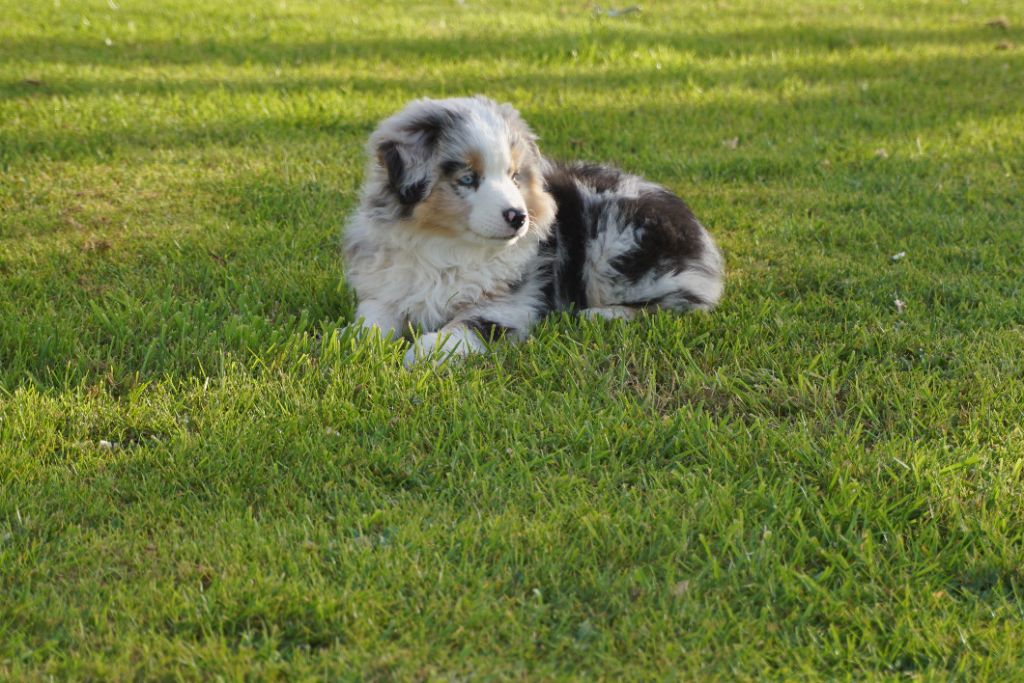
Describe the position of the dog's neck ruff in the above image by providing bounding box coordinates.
[349,220,544,330]
[384,221,539,271]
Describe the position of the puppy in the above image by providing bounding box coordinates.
[344,96,724,367]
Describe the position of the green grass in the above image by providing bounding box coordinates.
[2,0,1023,678]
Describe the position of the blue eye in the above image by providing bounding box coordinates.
[511,171,521,185]
[457,173,477,187]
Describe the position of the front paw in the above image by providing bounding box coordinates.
[404,332,453,368]
[403,330,482,368]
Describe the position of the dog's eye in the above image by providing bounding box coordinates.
[457,172,477,187]
[511,171,521,186]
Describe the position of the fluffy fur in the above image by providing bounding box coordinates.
[343,96,725,366]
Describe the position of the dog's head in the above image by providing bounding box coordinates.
[365,96,555,244]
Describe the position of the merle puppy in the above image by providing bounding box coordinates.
[344,96,724,366]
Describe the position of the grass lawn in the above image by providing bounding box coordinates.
[2,0,1023,678]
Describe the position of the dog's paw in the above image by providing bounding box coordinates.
[403,329,484,369]
[403,332,457,368]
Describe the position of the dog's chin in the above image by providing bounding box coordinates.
[465,224,527,247]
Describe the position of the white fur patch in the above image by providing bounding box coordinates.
[403,327,486,368]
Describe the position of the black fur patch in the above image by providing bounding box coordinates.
[403,110,460,147]
[541,164,591,310]
[609,190,706,283]
[399,179,429,206]
[380,110,465,208]
[440,159,463,176]
[379,141,406,198]
[568,163,626,194]
[465,318,513,341]
[379,141,428,207]
[677,291,709,307]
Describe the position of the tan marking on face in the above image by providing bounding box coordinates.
[523,173,555,229]
[466,150,485,175]
[409,183,466,237]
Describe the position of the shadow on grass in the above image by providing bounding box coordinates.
[2,23,1011,68]
[3,45,1021,167]
[4,19,1018,165]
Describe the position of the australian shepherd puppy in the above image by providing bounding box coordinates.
[344,96,725,367]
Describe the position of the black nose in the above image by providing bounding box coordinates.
[503,208,527,229]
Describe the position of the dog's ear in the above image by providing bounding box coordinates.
[372,104,458,207]
[377,139,429,205]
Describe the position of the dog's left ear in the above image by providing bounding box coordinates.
[377,139,429,205]
[371,103,456,207]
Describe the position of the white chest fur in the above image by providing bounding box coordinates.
[345,223,538,331]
